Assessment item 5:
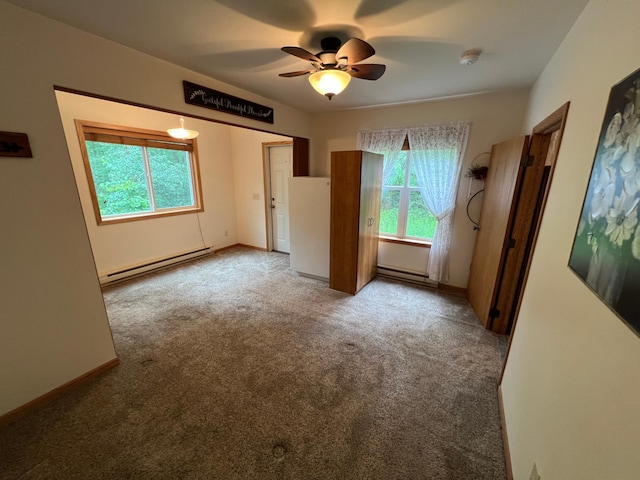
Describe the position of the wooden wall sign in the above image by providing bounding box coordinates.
[183,81,274,124]
[0,132,32,157]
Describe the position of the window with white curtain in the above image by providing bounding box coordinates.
[358,122,469,283]
[380,149,437,241]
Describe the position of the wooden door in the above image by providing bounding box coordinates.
[367,152,383,282]
[489,134,551,333]
[356,151,383,292]
[330,151,362,294]
[467,136,529,327]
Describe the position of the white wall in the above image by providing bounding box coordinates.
[231,129,291,249]
[56,92,291,273]
[56,91,240,274]
[378,242,430,277]
[501,1,640,478]
[0,1,311,416]
[311,89,530,287]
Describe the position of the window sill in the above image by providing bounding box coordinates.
[97,206,203,226]
[378,236,432,248]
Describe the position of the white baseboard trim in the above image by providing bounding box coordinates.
[99,245,214,285]
[376,265,438,288]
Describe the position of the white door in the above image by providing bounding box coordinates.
[269,145,293,253]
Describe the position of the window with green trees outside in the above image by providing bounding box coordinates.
[380,151,437,241]
[76,120,203,225]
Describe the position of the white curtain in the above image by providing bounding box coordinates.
[408,122,470,283]
[356,128,408,186]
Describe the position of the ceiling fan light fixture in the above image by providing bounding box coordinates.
[308,69,351,100]
[167,117,199,139]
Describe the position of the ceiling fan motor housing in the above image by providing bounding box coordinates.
[318,37,343,67]
[318,52,338,66]
[320,36,342,52]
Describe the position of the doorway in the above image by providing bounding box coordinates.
[264,142,293,253]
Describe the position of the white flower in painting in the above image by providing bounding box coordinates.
[613,144,627,162]
[621,104,637,137]
[623,169,640,198]
[589,166,616,222]
[634,119,640,140]
[626,131,640,157]
[604,113,622,148]
[605,193,640,246]
[620,151,637,176]
[623,102,635,123]
[599,149,615,169]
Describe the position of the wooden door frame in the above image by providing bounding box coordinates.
[499,102,570,380]
[489,134,552,333]
[262,141,294,252]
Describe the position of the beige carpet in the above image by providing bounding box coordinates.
[0,246,507,479]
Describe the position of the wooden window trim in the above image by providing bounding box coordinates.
[378,236,432,248]
[75,119,204,226]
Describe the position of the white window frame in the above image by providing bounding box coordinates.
[380,150,435,244]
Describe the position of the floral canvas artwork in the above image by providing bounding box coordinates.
[569,68,640,335]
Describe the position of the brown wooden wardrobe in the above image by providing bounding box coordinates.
[329,150,383,295]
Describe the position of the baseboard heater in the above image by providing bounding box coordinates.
[376,265,438,288]
[98,245,215,285]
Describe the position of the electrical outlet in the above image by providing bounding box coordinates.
[224,230,228,237]
[529,463,540,480]
[252,193,260,200]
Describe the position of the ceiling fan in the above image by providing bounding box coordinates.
[279,36,386,100]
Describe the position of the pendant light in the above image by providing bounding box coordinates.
[167,117,199,139]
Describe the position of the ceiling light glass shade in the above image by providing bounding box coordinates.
[167,117,199,139]
[308,69,351,100]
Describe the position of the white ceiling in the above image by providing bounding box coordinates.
[7,0,589,113]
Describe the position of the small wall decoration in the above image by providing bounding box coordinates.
[465,163,488,180]
[0,131,32,157]
[183,81,274,124]
[568,67,640,335]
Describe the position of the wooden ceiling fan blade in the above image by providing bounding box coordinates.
[281,46,321,63]
[336,38,375,64]
[278,70,314,77]
[349,63,386,80]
